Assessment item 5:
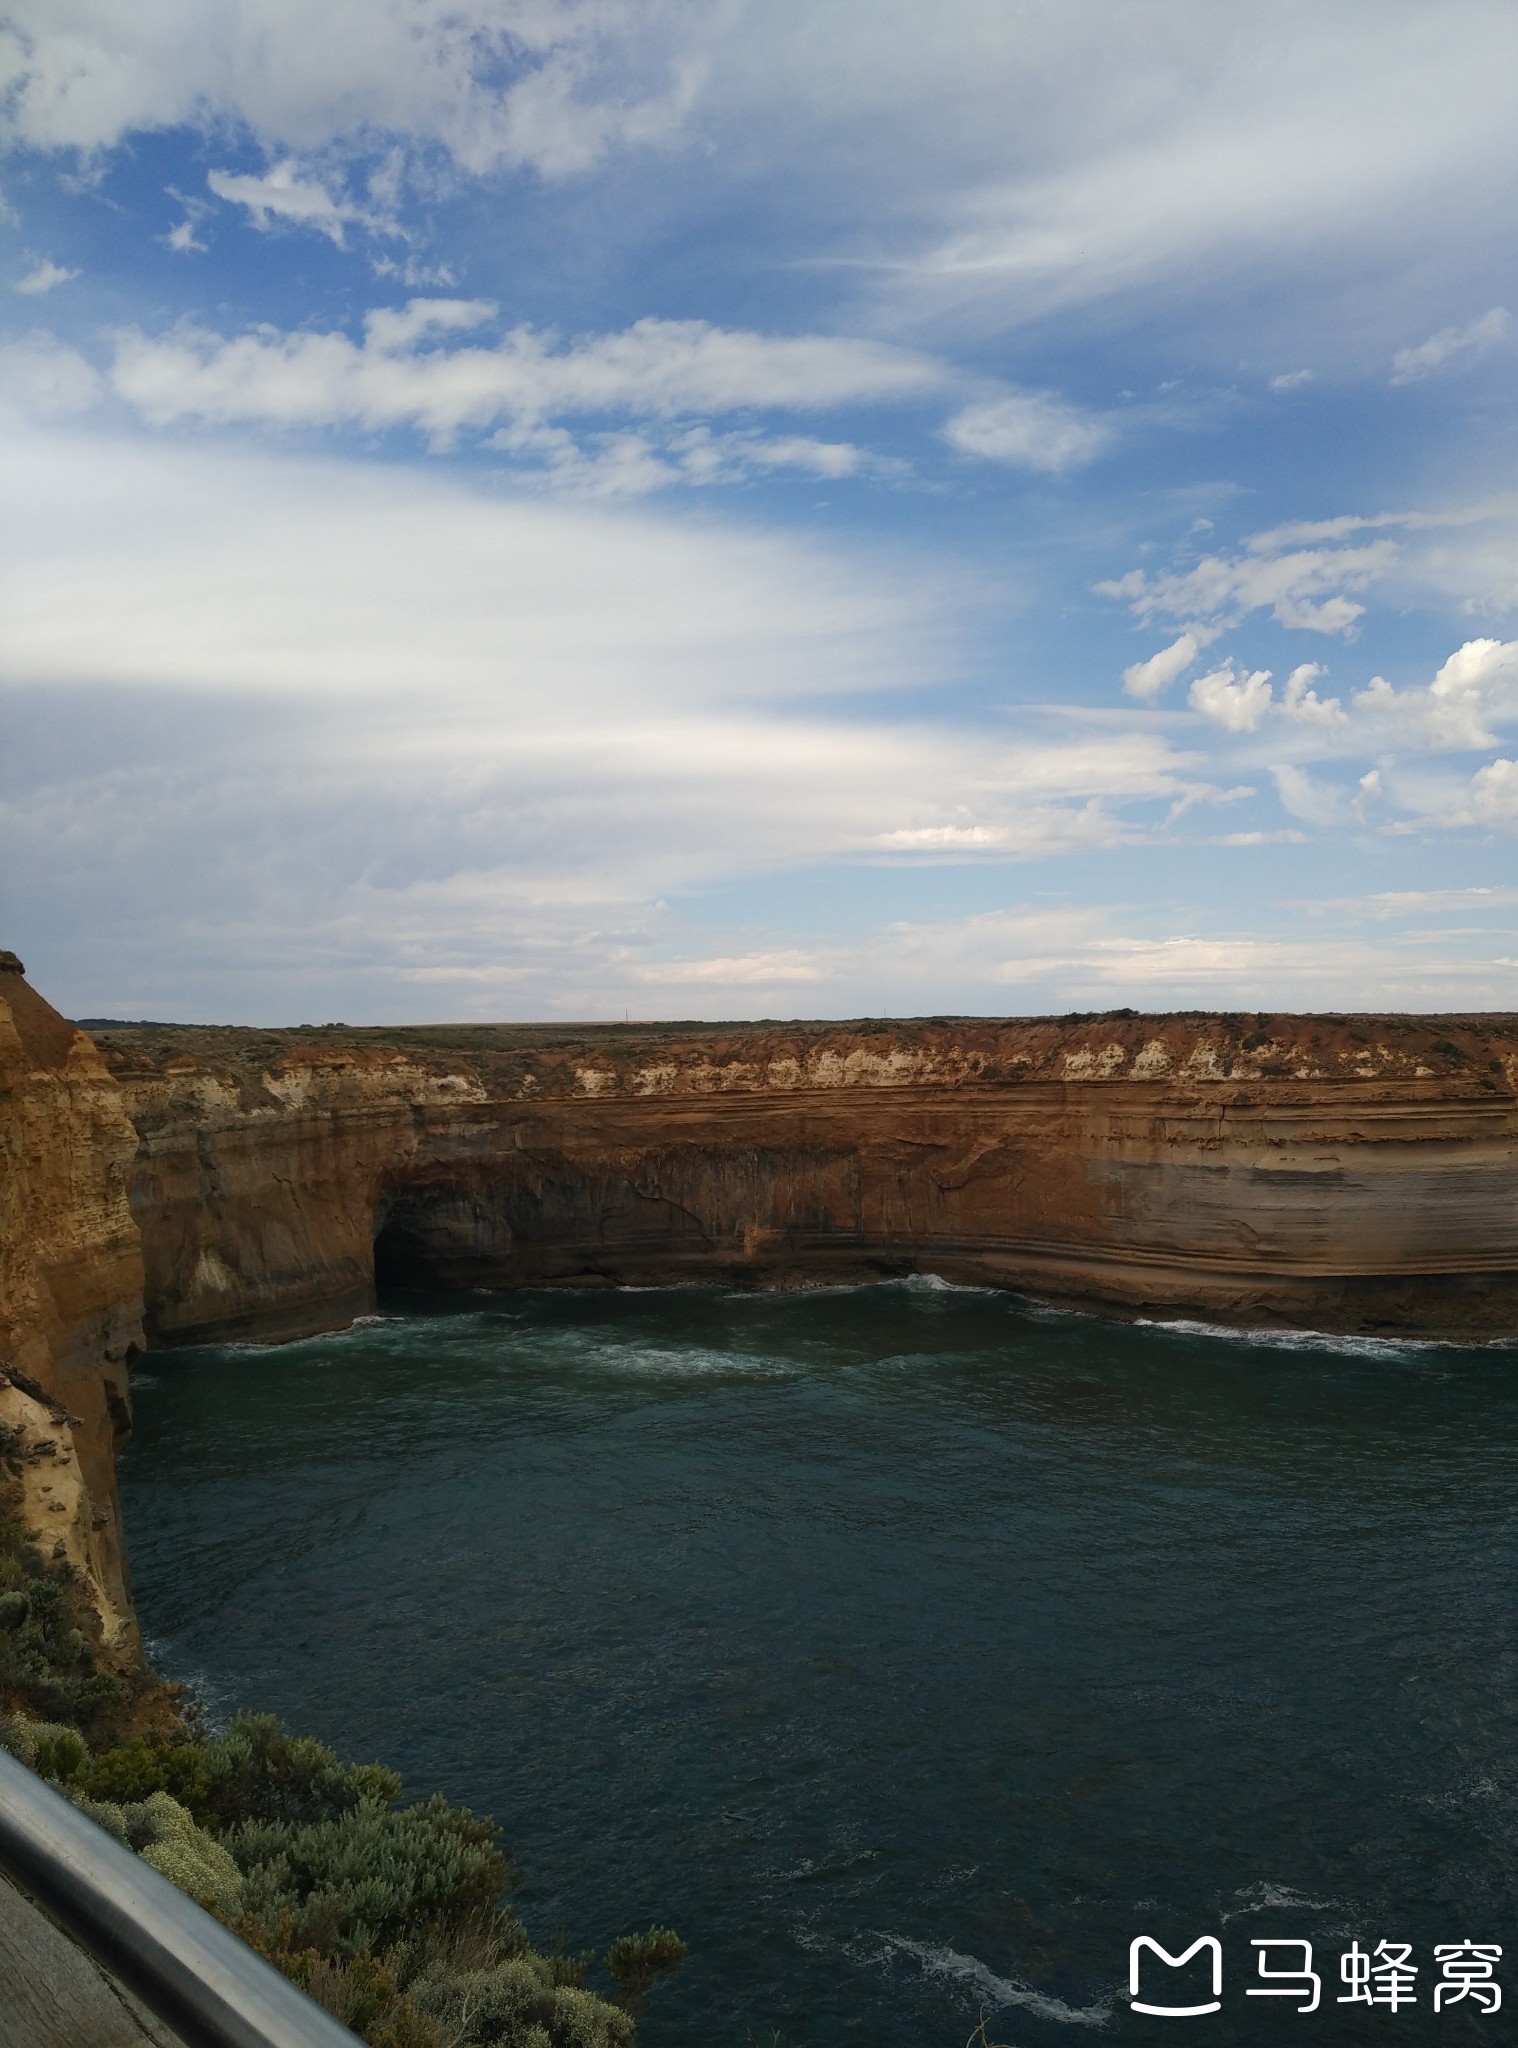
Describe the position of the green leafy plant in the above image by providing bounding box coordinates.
[605,1926,688,2008]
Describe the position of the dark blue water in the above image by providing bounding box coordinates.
[119,1283,1518,2046]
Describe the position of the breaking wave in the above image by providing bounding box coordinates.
[883,1935,1115,2028]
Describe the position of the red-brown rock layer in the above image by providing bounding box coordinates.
[91,1009,1518,1344]
[0,961,144,1663]
[7,974,1518,1639]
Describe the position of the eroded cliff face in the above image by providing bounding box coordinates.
[0,960,143,1663]
[94,1009,1518,1344]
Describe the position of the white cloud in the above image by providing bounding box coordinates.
[0,0,705,179]
[943,390,1111,473]
[1122,631,1199,702]
[4,0,1518,382]
[0,419,939,704]
[1246,498,1516,553]
[0,418,1258,1018]
[165,219,206,253]
[631,951,824,986]
[0,330,101,411]
[1390,306,1509,384]
[1268,369,1313,391]
[1271,763,1342,828]
[1188,663,1273,732]
[1468,758,1518,827]
[14,257,76,294]
[108,305,943,450]
[1100,541,1394,637]
[1352,638,1518,750]
[1279,662,1346,728]
[207,161,402,243]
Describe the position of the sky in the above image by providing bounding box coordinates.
[1,0,1516,1024]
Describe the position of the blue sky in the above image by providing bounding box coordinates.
[2,0,1516,1023]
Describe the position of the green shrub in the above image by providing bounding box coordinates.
[30,1722,90,1782]
[76,1738,211,1815]
[231,1793,508,1957]
[76,1789,246,1914]
[200,1715,402,1829]
[0,1715,86,1775]
[604,1927,687,2008]
[410,1954,636,2048]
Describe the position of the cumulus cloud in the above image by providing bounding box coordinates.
[13,257,76,294]
[1268,369,1313,391]
[1390,306,1510,383]
[1278,662,1346,728]
[1351,768,1382,824]
[1352,638,1518,750]
[1122,631,1199,701]
[1468,757,1518,826]
[1188,663,1273,732]
[207,161,403,244]
[107,305,944,453]
[943,390,1111,473]
[1099,540,1394,638]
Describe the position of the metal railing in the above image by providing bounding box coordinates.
[0,1745,363,2048]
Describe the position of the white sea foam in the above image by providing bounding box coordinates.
[584,1341,794,1380]
[1222,1881,1340,1920]
[1133,1316,1478,1360]
[895,1272,997,1296]
[139,1635,239,1732]
[884,1934,1115,2028]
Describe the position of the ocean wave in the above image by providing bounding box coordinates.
[1221,1881,1341,1920]
[1133,1316,1473,1360]
[139,1635,240,1732]
[883,1934,1115,2028]
[584,1341,794,1380]
[893,1272,998,1296]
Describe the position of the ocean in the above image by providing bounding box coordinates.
[119,1280,1518,2045]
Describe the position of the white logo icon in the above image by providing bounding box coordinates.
[1129,1936,1223,2017]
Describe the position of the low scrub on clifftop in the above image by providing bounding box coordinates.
[0,1507,683,2048]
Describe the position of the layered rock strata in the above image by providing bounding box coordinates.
[6,968,1518,1633]
[0,959,143,1663]
[92,1008,1518,1346]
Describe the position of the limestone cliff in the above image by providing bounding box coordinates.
[93,1008,1518,1344]
[5,964,1518,1650]
[0,958,142,1664]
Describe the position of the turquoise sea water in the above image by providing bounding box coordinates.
[119,1282,1518,2046]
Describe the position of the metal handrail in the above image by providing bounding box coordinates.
[0,1745,364,2048]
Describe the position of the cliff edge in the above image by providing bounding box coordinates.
[0,957,143,1665]
[91,1006,1518,1346]
[6,965,1518,1649]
